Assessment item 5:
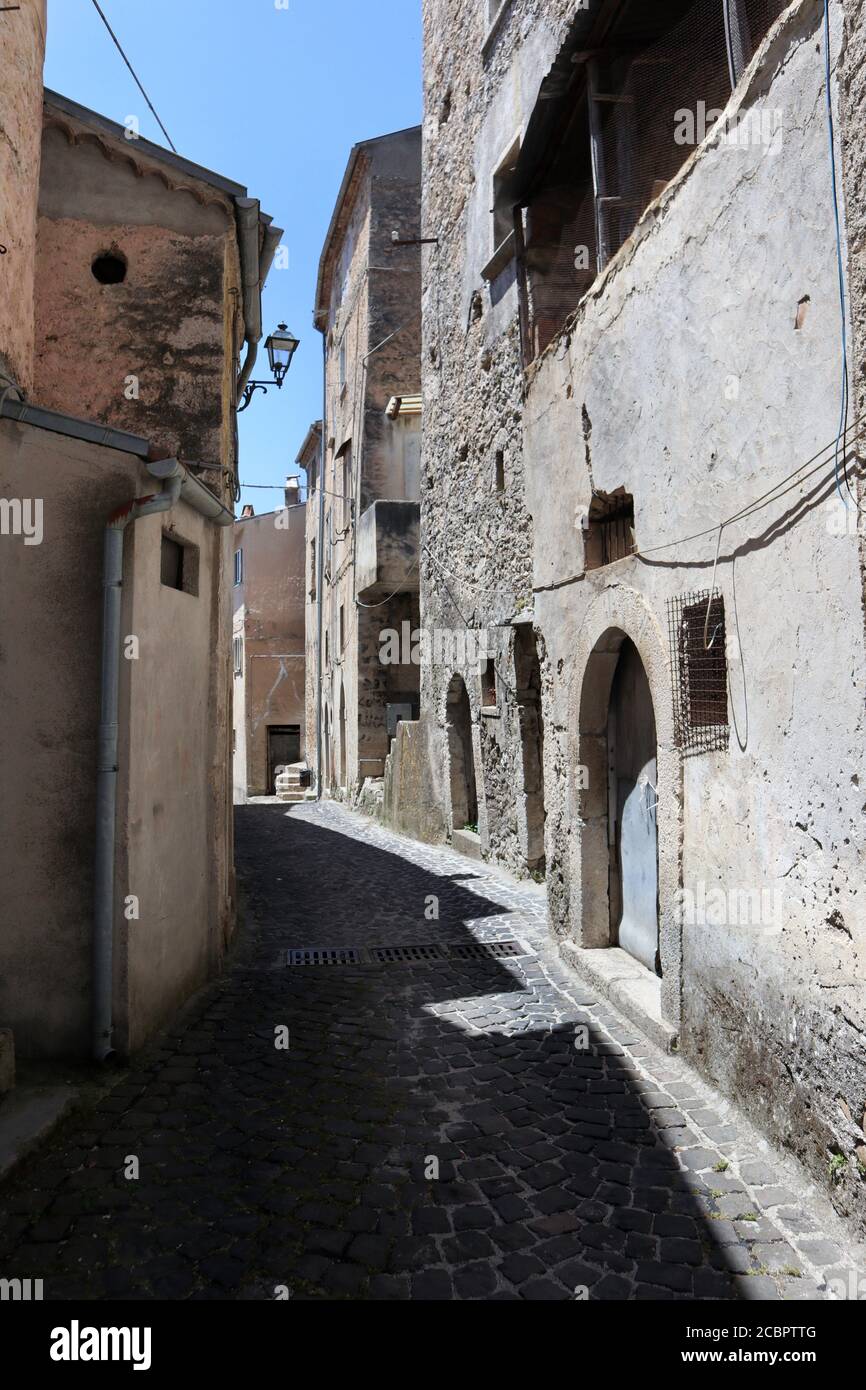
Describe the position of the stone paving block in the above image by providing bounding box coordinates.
[0,800,859,1305]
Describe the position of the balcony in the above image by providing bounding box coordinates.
[356,500,420,601]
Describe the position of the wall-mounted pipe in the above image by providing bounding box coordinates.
[234,199,284,405]
[92,458,234,1061]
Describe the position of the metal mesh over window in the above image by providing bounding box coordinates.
[520,0,790,358]
[668,589,729,754]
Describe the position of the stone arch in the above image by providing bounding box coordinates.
[568,587,681,1027]
[445,673,478,832]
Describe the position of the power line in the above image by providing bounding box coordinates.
[89,0,177,152]
[635,416,866,558]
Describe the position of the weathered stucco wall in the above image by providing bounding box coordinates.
[0,0,47,391]
[0,418,231,1057]
[522,0,866,1228]
[34,121,239,466]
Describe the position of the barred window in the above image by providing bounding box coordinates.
[668,589,729,754]
[583,489,635,571]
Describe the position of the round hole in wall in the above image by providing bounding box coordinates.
[91,251,127,285]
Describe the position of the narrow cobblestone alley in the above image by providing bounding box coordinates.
[0,802,862,1302]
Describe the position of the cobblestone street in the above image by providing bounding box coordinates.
[0,802,862,1301]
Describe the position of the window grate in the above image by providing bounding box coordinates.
[668,588,729,755]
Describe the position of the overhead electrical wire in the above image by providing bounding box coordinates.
[635,415,866,560]
[89,0,177,152]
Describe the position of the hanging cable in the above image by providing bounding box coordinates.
[355,559,420,610]
[89,0,177,152]
[635,415,866,559]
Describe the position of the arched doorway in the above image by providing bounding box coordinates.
[608,638,659,972]
[578,629,659,974]
[515,625,546,873]
[446,674,477,832]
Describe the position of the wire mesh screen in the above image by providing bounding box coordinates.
[523,100,597,360]
[521,0,790,358]
[596,0,731,263]
[668,589,730,754]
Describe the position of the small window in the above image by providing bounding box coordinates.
[234,549,243,586]
[161,535,184,590]
[161,532,199,595]
[232,635,243,676]
[339,339,347,394]
[583,490,635,571]
[310,538,317,599]
[668,589,729,755]
[339,603,345,651]
[481,659,497,709]
[325,630,330,667]
[493,450,505,492]
[337,442,353,528]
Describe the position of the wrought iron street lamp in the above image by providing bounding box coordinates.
[238,323,300,411]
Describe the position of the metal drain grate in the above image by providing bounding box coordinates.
[284,940,529,967]
[446,940,526,961]
[369,944,448,964]
[286,948,362,966]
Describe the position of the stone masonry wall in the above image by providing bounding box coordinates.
[402,0,866,1236]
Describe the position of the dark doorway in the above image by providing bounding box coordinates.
[446,674,478,832]
[514,626,546,874]
[268,725,300,796]
[339,686,347,788]
[607,639,659,973]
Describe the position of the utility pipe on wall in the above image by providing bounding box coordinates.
[92,458,234,1062]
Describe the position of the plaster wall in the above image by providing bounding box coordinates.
[34,123,240,467]
[0,418,231,1057]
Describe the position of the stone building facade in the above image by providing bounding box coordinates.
[232,479,307,801]
[305,127,423,798]
[0,35,279,1059]
[385,0,866,1231]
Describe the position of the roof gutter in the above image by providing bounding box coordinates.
[235,199,283,401]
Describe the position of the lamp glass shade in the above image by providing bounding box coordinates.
[266,323,299,380]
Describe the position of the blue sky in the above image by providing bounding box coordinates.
[44,0,422,513]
